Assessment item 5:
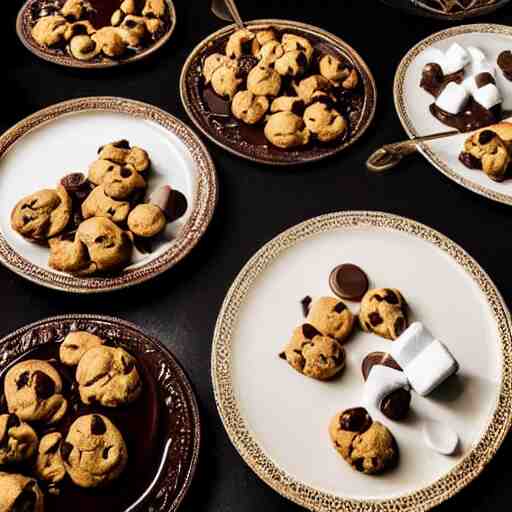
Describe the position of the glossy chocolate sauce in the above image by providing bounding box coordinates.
[420,63,464,97]
[0,341,164,512]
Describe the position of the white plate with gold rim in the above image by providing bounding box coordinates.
[212,211,512,511]
[394,24,512,205]
[0,97,217,293]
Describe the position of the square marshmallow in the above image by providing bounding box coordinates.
[443,43,471,74]
[473,83,502,110]
[363,366,409,410]
[435,82,469,115]
[390,322,434,368]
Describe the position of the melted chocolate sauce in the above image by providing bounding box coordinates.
[420,63,464,97]
[0,341,164,512]
[429,100,500,133]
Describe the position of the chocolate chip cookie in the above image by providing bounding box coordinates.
[231,90,269,124]
[303,102,347,142]
[0,472,44,512]
[35,432,66,485]
[61,414,128,488]
[279,324,346,380]
[359,288,408,340]
[264,112,310,148]
[76,346,142,407]
[59,331,105,366]
[306,297,355,343]
[4,360,68,425]
[81,186,131,224]
[127,203,167,238]
[0,414,38,466]
[329,407,398,474]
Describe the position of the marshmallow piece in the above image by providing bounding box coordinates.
[462,76,479,95]
[473,83,502,110]
[443,43,471,74]
[423,420,459,455]
[390,322,434,369]
[474,60,497,78]
[363,365,409,411]
[467,46,487,65]
[426,48,450,73]
[435,82,469,114]
[405,339,459,396]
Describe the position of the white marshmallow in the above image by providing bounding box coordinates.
[443,43,471,74]
[391,322,459,396]
[462,76,479,95]
[474,60,497,78]
[363,365,409,411]
[473,83,502,110]
[435,82,469,114]
[423,420,459,455]
[405,340,459,396]
[467,46,487,65]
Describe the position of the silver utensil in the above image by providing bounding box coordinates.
[211,0,244,28]
[366,129,459,173]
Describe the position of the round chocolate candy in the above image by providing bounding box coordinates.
[329,263,369,301]
[339,407,372,433]
[362,352,411,421]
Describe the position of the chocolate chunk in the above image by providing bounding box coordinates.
[278,351,286,359]
[380,388,411,421]
[102,446,112,459]
[329,264,369,301]
[120,166,133,178]
[16,371,30,390]
[333,301,346,313]
[91,415,106,435]
[112,139,130,149]
[479,129,495,145]
[474,72,495,88]
[301,296,312,317]
[291,99,306,116]
[6,413,21,430]
[339,407,372,433]
[361,352,401,381]
[459,151,482,169]
[302,324,321,339]
[383,289,399,304]
[11,482,37,512]
[60,441,73,462]
[61,172,88,193]
[420,62,464,97]
[369,312,383,326]
[33,371,55,400]
[498,50,512,81]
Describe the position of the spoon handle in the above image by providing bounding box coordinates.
[211,0,244,27]
[225,0,245,28]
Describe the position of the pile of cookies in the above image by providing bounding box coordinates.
[31,0,169,62]
[202,27,360,148]
[279,264,459,475]
[0,330,142,509]
[11,139,178,276]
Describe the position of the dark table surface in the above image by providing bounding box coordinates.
[4,1,512,510]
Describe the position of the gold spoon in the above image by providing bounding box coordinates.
[211,0,244,28]
[366,130,459,173]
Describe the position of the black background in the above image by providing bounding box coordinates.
[3,1,512,510]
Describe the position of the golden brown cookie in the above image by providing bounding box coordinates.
[76,217,132,273]
[279,324,345,380]
[303,102,347,142]
[247,65,282,97]
[281,33,314,62]
[256,40,284,66]
[119,15,147,47]
[142,0,167,17]
[251,29,278,55]
[359,288,408,340]
[225,29,255,59]
[293,75,331,104]
[92,27,127,58]
[103,165,146,199]
[270,96,305,115]
[32,15,68,47]
[264,111,310,148]
[61,0,91,20]
[81,185,130,224]
[306,297,355,343]
[319,54,347,82]
[11,186,72,241]
[61,414,127,488]
[0,414,38,466]
[0,472,44,512]
[60,331,105,366]
[211,65,242,99]
[127,203,167,238]
[4,360,68,425]
[69,34,100,60]
[274,50,308,77]
[35,432,66,485]
[88,159,120,185]
[329,408,398,474]
[232,90,269,124]
[76,346,142,407]
[48,236,91,275]
[202,53,232,84]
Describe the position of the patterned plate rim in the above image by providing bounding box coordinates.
[16,0,177,69]
[0,96,218,294]
[393,23,512,206]
[211,210,512,512]
[179,19,377,166]
[0,313,201,512]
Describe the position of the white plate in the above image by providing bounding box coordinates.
[212,211,512,511]
[0,97,217,293]
[394,24,512,205]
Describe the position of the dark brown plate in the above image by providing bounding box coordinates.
[0,315,200,512]
[16,0,176,69]
[180,19,377,166]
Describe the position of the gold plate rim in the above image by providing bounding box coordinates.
[393,23,512,206]
[0,96,218,294]
[179,19,378,166]
[211,210,512,511]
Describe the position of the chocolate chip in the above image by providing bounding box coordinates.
[302,324,321,339]
[102,446,112,459]
[369,312,383,326]
[6,413,20,430]
[120,167,133,178]
[91,415,106,435]
[459,152,482,169]
[297,52,307,67]
[479,130,495,145]
[353,458,366,472]
[339,407,372,433]
[475,72,495,88]
[393,317,406,337]
[380,388,411,421]
[33,371,55,400]
[382,289,399,304]
[278,351,286,359]
[60,172,87,193]
[112,140,130,149]
[291,99,306,116]
[16,371,30,390]
[60,441,73,462]
[301,296,312,317]
[333,302,346,314]
[11,482,37,512]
